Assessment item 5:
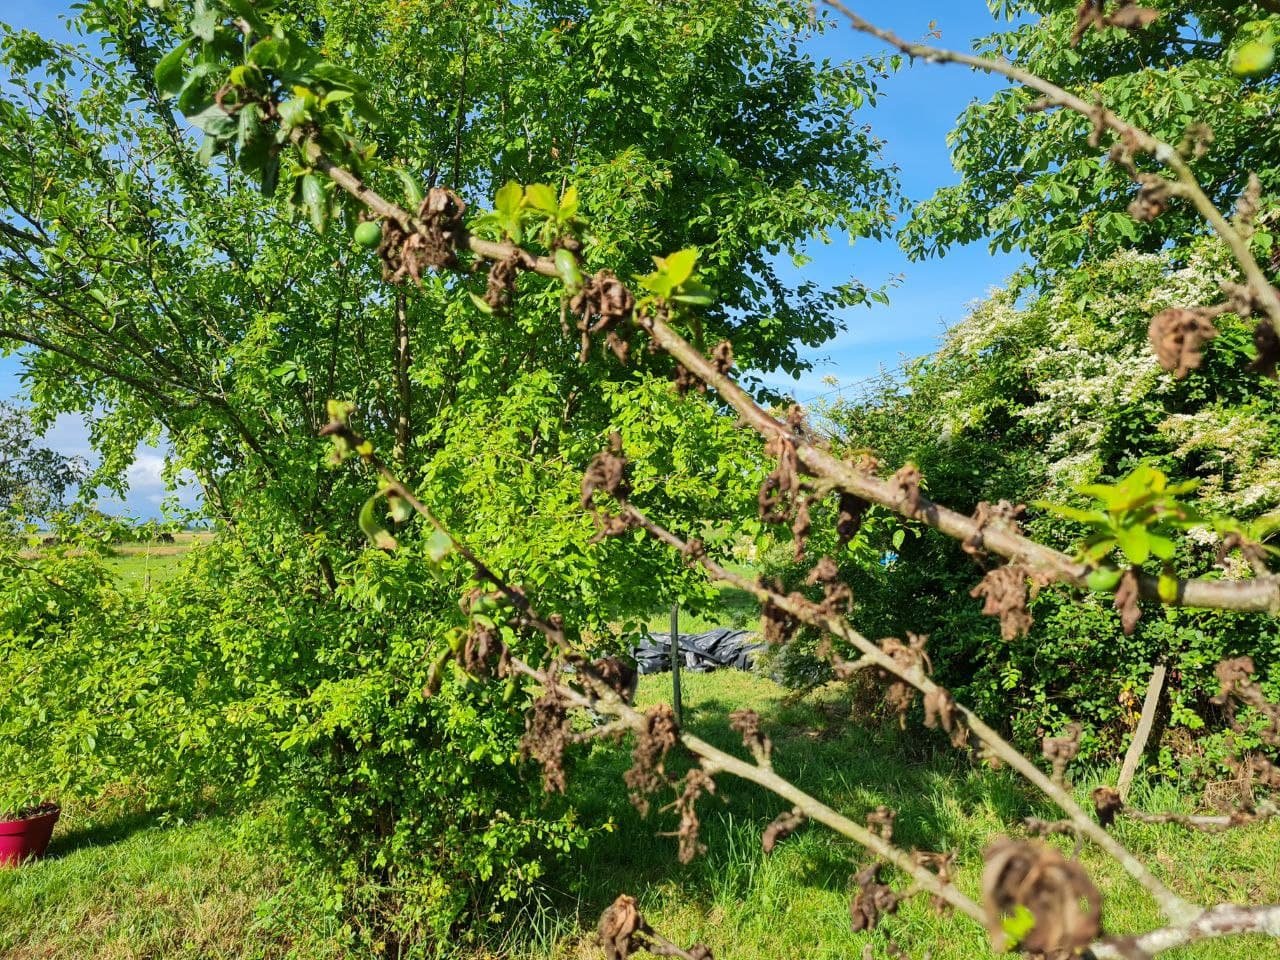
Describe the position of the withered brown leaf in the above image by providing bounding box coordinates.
[1115,568,1141,635]
[970,565,1033,640]
[982,839,1102,956]
[1148,307,1219,379]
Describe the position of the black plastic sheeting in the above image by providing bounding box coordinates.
[632,628,766,675]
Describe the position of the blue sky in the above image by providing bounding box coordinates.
[0,2,1027,517]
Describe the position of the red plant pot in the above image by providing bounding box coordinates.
[0,804,60,868]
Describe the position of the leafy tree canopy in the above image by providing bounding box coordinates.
[0,0,903,940]
[904,0,1280,267]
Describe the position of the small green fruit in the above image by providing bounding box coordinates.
[554,247,584,294]
[354,220,382,248]
[1086,567,1123,592]
[1232,39,1275,76]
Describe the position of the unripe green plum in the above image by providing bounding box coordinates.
[354,220,382,248]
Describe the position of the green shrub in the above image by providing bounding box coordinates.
[812,243,1280,773]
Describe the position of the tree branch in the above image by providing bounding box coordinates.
[300,145,1280,615]
[619,504,1199,925]
[1091,902,1280,957]
[824,1,1280,333]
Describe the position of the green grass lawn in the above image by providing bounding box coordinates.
[536,673,1280,960]
[0,803,341,960]
[3,672,1277,959]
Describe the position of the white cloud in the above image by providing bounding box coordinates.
[23,417,202,520]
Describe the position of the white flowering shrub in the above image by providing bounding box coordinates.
[822,239,1280,770]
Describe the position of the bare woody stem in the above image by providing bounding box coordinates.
[1122,800,1279,833]
[638,310,1280,614]
[513,652,985,923]
[620,504,1201,926]
[1091,902,1280,958]
[824,1,1280,332]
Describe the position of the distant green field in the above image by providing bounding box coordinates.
[3,671,1276,960]
[105,532,210,591]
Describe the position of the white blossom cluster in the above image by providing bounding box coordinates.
[932,242,1279,512]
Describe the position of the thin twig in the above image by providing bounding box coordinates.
[302,141,1280,615]
[1123,800,1279,833]
[823,1,1280,332]
[1090,902,1280,958]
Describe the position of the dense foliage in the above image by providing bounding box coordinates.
[738,0,1280,777]
[809,239,1280,775]
[4,0,1280,953]
[0,0,897,945]
[906,0,1280,267]
[758,0,1280,776]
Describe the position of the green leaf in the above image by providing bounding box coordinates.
[222,0,272,34]
[301,174,326,233]
[189,8,219,42]
[554,248,583,294]
[1001,905,1036,949]
[524,183,557,213]
[1081,536,1119,564]
[153,40,191,99]
[175,63,215,114]
[394,168,424,210]
[494,181,524,217]
[660,247,699,287]
[387,494,414,524]
[1086,567,1123,592]
[559,183,579,218]
[247,37,287,69]
[1164,479,1200,497]
[358,494,398,551]
[424,527,452,565]
[187,104,236,138]
[1147,532,1176,561]
[1115,525,1150,565]
[237,102,262,150]
[672,279,715,306]
[468,291,494,314]
[277,96,310,129]
[1233,39,1276,76]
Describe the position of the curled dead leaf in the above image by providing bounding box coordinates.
[982,839,1102,956]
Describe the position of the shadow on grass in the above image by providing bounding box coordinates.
[45,807,166,860]
[546,675,1049,929]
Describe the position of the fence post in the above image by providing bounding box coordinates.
[670,602,683,725]
[1117,662,1167,802]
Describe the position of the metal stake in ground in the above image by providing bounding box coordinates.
[670,602,683,725]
